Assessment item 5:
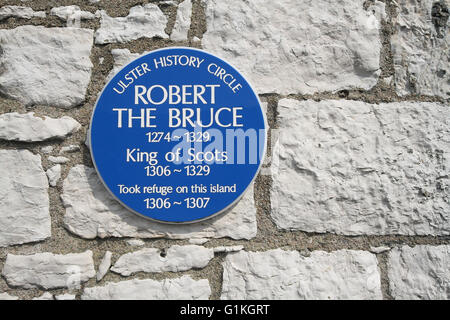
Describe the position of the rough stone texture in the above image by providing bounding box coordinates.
[61,165,257,240]
[82,276,211,300]
[0,26,93,108]
[202,0,383,95]
[370,246,391,254]
[221,249,382,300]
[171,0,192,41]
[107,49,141,80]
[96,251,112,281]
[41,146,54,154]
[271,99,449,236]
[0,293,19,300]
[126,239,145,247]
[48,156,69,164]
[0,112,81,142]
[388,245,450,299]
[46,164,62,187]
[391,0,449,98]
[55,294,76,300]
[214,245,244,253]
[0,149,50,247]
[32,292,54,300]
[189,238,208,245]
[60,145,80,154]
[50,5,95,21]
[95,4,168,44]
[0,0,448,301]
[111,245,214,276]
[161,1,177,6]
[0,5,45,20]
[2,251,95,290]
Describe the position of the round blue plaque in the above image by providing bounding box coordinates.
[90,47,267,223]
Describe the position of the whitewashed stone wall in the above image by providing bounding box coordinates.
[0,0,448,300]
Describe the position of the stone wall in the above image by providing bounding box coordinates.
[0,0,448,300]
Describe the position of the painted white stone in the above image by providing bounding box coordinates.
[48,156,69,164]
[202,0,383,95]
[370,246,391,254]
[0,293,19,300]
[391,0,449,98]
[95,4,168,44]
[0,149,50,247]
[47,164,61,187]
[2,251,95,290]
[41,146,54,154]
[33,292,54,300]
[161,1,177,6]
[0,26,93,108]
[82,276,211,300]
[108,49,141,80]
[388,245,450,299]
[221,249,382,300]
[111,245,213,276]
[271,99,450,235]
[214,245,244,253]
[382,76,393,86]
[0,5,45,20]
[55,294,76,300]
[0,112,81,142]
[50,5,95,21]
[85,128,91,149]
[60,145,80,153]
[61,165,257,240]
[126,239,145,246]
[368,1,387,21]
[96,251,112,281]
[170,0,192,41]
[189,238,208,245]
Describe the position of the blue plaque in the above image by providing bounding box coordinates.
[90,47,267,223]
